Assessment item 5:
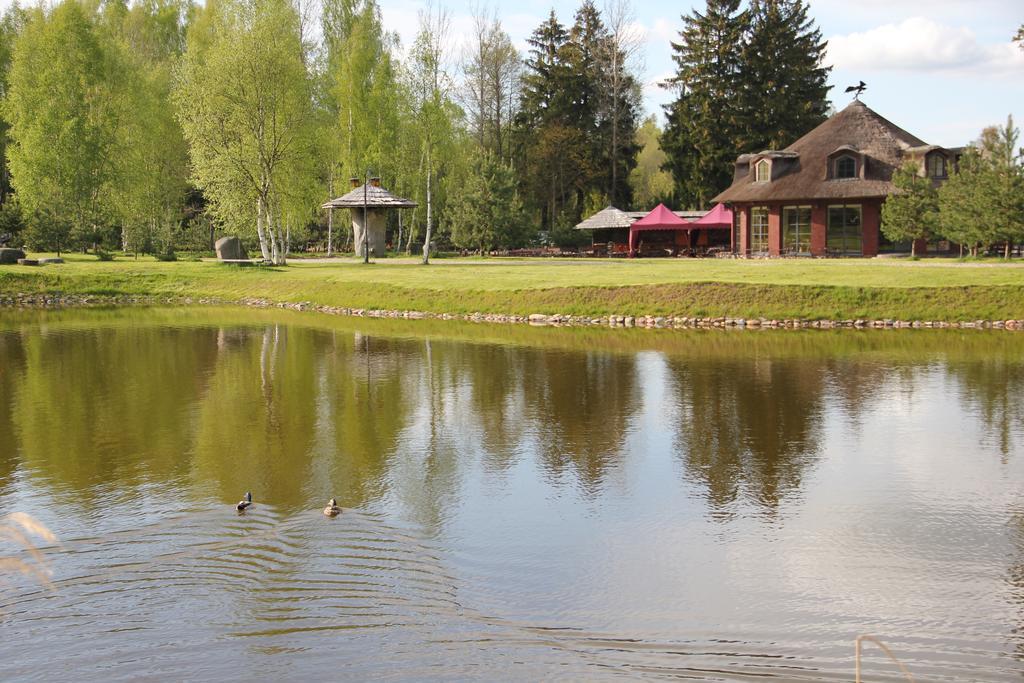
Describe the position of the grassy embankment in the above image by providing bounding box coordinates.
[1,254,1024,321]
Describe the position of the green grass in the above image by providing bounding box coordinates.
[1,253,1023,321]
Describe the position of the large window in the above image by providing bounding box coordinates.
[751,207,769,254]
[835,155,856,179]
[755,159,771,182]
[827,205,862,255]
[927,153,947,178]
[783,206,811,254]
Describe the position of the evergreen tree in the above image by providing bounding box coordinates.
[738,0,830,151]
[515,11,584,229]
[661,0,748,208]
[880,162,937,256]
[448,150,525,253]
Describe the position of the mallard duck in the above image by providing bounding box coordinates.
[323,498,341,517]
[236,491,252,512]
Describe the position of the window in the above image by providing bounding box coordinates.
[783,206,811,254]
[927,153,947,178]
[835,155,856,179]
[751,207,769,254]
[827,205,862,255]
[754,159,771,182]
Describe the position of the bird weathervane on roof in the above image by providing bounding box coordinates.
[845,81,866,100]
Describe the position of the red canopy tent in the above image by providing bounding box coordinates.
[691,203,733,229]
[628,203,688,256]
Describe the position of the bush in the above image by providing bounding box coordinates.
[95,250,114,261]
[154,251,177,262]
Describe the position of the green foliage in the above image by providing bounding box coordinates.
[176,0,319,265]
[448,151,526,252]
[738,0,830,152]
[629,115,674,208]
[0,197,24,243]
[4,2,124,246]
[515,3,642,228]
[938,118,1024,257]
[881,162,938,255]
[95,249,115,261]
[662,0,830,208]
[23,210,71,255]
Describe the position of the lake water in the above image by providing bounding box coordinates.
[1,307,1023,681]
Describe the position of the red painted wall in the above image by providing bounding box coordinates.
[768,205,782,256]
[810,204,827,256]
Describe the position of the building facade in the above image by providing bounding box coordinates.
[714,100,959,257]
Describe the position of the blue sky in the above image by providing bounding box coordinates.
[381,0,1024,148]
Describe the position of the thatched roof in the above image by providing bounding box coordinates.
[321,184,418,209]
[713,100,934,204]
[575,206,707,230]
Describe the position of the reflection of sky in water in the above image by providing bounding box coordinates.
[1,309,1023,680]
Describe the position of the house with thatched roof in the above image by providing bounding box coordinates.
[714,100,961,257]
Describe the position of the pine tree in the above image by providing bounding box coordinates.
[738,0,830,151]
[661,0,748,209]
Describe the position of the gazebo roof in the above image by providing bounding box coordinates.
[321,184,418,209]
[574,205,634,230]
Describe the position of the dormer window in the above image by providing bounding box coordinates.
[754,159,771,182]
[927,153,947,178]
[835,155,857,179]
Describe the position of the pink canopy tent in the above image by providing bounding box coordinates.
[691,203,733,229]
[628,203,688,256]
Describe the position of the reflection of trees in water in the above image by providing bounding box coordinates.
[0,332,27,490]
[518,350,639,493]
[9,326,220,498]
[947,360,1024,459]
[667,358,826,513]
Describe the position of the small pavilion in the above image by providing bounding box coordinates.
[321,178,417,258]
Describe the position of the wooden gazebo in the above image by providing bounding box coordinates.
[321,178,417,258]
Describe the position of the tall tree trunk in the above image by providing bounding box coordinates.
[256,196,271,262]
[422,151,433,264]
[327,171,334,257]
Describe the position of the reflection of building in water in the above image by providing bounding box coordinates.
[667,358,827,512]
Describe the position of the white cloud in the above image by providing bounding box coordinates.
[826,17,1024,75]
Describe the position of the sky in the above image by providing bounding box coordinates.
[378,0,1024,148]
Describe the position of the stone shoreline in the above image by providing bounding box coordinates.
[1,292,1022,331]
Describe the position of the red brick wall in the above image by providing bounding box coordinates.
[810,204,827,256]
[768,205,782,256]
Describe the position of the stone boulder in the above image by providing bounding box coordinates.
[215,236,247,261]
[0,247,25,264]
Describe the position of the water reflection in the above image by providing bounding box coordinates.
[1,308,1023,680]
[667,357,825,513]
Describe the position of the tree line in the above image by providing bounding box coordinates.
[0,0,1014,262]
[882,117,1024,258]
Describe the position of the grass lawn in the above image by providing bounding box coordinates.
[1,253,1023,320]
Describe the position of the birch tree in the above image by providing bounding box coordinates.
[176,0,318,264]
[407,4,454,264]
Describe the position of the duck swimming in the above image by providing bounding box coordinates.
[323,498,341,517]
[237,491,252,512]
